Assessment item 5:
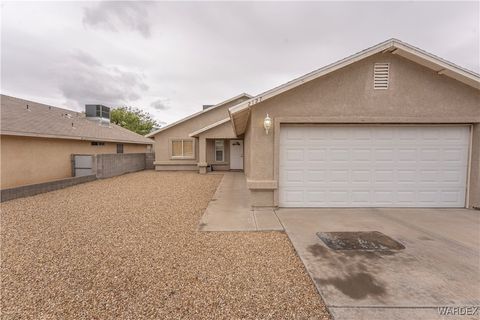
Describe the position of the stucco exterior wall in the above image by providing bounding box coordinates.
[244,119,252,177]
[152,96,248,170]
[0,135,149,189]
[245,52,480,207]
[470,124,480,208]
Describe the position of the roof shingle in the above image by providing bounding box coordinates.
[1,95,153,145]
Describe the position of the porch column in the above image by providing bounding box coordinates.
[198,136,207,174]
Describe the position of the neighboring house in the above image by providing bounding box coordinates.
[151,38,480,209]
[0,95,153,189]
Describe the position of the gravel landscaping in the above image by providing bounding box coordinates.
[1,171,330,319]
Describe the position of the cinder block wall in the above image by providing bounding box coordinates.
[145,153,155,170]
[95,153,146,179]
[0,175,96,202]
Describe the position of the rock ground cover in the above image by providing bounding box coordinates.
[1,171,330,319]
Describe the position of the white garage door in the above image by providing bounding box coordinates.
[279,126,470,207]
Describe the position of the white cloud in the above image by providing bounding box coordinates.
[150,98,171,111]
[82,2,153,38]
[56,50,149,108]
[1,1,478,124]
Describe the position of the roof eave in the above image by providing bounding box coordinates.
[1,130,154,145]
[229,38,480,118]
[146,92,252,137]
[227,39,480,135]
[228,39,396,116]
[188,117,231,137]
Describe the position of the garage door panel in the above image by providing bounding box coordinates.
[305,191,327,203]
[374,170,395,183]
[306,170,327,185]
[443,148,468,162]
[283,128,304,141]
[328,191,350,204]
[397,191,417,203]
[279,126,469,208]
[329,170,349,184]
[398,129,418,140]
[398,169,417,182]
[373,128,395,140]
[420,148,442,162]
[421,128,443,140]
[282,189,304,203]
[374,148,395,162]
[330,128,352,140]
[351,170,371,183]
[330,148,349,162]
[351,191,371,204]
[306,148,327,162]
[442,169,466,184]
[284,148,304,162]
[351,148,372,161]
[440,190,464,203]
[280,169,304,186]
[418,169,440,182]
[417,190,439,204]
[398,152,418,164]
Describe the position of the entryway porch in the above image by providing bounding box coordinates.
[197,138,244,174]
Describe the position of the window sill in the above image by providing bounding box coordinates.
[171,156,195,160]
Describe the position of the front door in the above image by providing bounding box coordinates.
[230,140,244,170]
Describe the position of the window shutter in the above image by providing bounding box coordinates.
[374,63,390,89]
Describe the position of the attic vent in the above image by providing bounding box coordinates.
[374,63,390,89]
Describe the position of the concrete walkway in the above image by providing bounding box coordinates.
[198,172,283,232]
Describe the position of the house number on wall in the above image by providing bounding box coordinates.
[248,96,262,106]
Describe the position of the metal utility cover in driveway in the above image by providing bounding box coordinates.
[317,231,405,251]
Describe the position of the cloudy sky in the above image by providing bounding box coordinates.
[1,1,479,125]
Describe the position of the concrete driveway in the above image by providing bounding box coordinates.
[276,208,480,320]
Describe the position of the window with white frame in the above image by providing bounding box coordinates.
[215,140,224,162]
[171,139,194,159]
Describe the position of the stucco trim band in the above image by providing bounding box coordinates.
[154,161,197,165]
[247,179,278,190]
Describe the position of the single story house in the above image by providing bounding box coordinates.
[147,93,252,171]
[1,95,153,189]
[147,38,480,209]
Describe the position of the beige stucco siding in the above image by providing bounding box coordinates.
[470,124,480,208]
[0,135,149,189]
[243,119,251,177]
[245,53,480,207]
[152,96,248,169]
[124,143,149,153]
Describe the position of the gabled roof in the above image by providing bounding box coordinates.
[145,93,252,137]
[1,95,153,144]
[189,117,231,137]
[229,38,480,136]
